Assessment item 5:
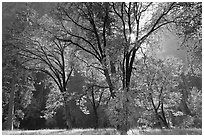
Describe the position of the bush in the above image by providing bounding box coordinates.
[180,115,194,128]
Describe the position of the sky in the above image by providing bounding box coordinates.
[158,29,187,63]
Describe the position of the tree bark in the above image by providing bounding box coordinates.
[103,68,115,98]
[161,102,169,128]
[119,87,129,135]
[93,108,99,129]
[7,74,16,130]
[180,73,191,115]
[63,95,72,129]
[91,86,99,129]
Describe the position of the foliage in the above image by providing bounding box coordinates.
[18,72,51,130]
[2,2,202,131]
[173,2,202,66]
[186,87,202,128]
[8,5,79,128]
[187,87,202,116]
[44,89,64,119]
[2,33,35,129]
[106,89,138,129]
[130,56,184,128]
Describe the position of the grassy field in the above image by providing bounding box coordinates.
[2,128,119,135]
[2,128,202,135]
[128,128,202,135]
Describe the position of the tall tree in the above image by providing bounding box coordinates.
[2,37,34,130]
[174,3,202,117]
[55,2,117,98]
[175,2,201,58]
[53,2,186,133]
[135,56,183,128]
[10,7,75,129]
[173,2,201,73]
[80,67,110,129]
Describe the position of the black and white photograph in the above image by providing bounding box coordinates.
[1,1,202,135]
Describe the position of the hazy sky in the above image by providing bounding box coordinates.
[158,29,187,63]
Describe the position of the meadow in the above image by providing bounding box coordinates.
[2,128,202,135]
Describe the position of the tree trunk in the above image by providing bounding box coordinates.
[91,85,99,129]
[64,103,72,129]
[180,73,191,115]
[93,108,99,129]
[181,93,191,115]
[119,87,129,135]
[7,74,16,130]
[63,95,72,129]
[103,68,115,98]
[155,113,163,129]
[161,102,169,128]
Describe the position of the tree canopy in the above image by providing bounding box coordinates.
[2,2,202,134]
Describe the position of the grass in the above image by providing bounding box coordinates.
[2,128,119,135]
[128,128,202,135]
[2,128,202,135]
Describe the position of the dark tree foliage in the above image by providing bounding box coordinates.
[19,72,50,130]
[2,35,34,130]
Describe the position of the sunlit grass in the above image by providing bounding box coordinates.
[128,128,202,135]
[2,129,66,135]
[2,128,202,135]
[2,128,118,135]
